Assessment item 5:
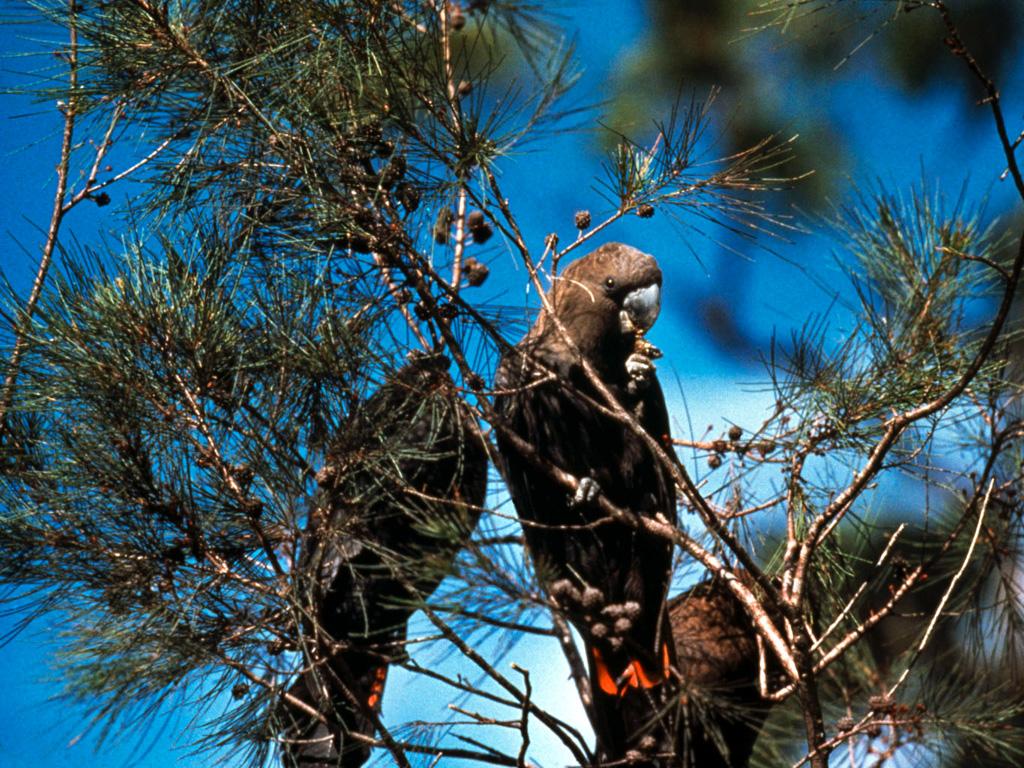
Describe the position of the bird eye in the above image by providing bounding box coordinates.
[605,277,615,289]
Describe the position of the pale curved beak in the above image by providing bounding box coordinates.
[621,282,661,332]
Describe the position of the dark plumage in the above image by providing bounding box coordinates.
[494,243,678,765]
[280,355,488,767]
[669,576,775,768]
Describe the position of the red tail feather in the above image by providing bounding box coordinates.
[366,666,388,710]
[592,642,672,697]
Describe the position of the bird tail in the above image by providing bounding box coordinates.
[280,661,388,768]
[591,641,672,696]
[587,640,678,766]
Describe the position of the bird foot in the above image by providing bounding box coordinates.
[638,735,658,751]
[623,736,658,762]
[625,351,655,394]
[571,477,601,507]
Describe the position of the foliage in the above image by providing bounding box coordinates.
[0,1,1022,767]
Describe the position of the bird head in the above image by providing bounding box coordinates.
[549,242,663,356]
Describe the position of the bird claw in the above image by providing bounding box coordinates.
[625,352,654,394]
[623,736,658,762]
[571,477,601,507]
[626,352,654,379]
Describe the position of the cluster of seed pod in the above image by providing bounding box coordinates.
[550,579,642,651]
[321,121,420,255]
[433,208,493,246]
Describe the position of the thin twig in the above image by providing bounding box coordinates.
[419,602,593,765]
[0,10,79,431]
[549,607,593,710]
[511,663,532,767]
[886,480,993,699]
[810,524,906,653]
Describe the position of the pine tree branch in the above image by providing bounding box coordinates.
[0,6,79,433]
[419,602,594,765]
[931,0,1024,198]
[884,481,993,700]
[789,223,1024,612]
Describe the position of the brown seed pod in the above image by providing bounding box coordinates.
[467,209,486,230]
[448,3,466,29]
[266,640,286,656]
[379,155,406,189]
[728,424,743,441]
[574,210,591,229]
[462,257,490,287]
[340,233,373,254]
[395,182,420,213]
[471,221,493,244]
[550,578,581,606]
[868,694,892,713]
[242,498,264,519]
[636,203,654,218]
[359,120,383,145]
[581,585,604,611]
[232,463,254,486]
[315,464,337,487]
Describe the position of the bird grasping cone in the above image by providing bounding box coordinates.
[495,243,679,765]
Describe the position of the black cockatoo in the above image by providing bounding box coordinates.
[669,575,775,768]
[280,354,488,767]
[494,243,678,764]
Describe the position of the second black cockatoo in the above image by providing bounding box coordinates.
[494,243,679,765]
[669,575,775,768]
[280,354,488,767]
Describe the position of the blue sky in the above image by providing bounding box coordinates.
[0,2,1020,766]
